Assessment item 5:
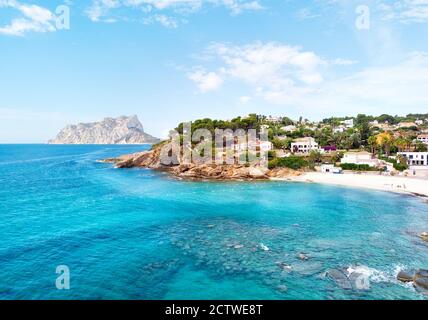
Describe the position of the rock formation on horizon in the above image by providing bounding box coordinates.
[48,115,160,144]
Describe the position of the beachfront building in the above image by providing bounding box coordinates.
[417,134,428,145]
[320,164,342,174]
[291,137,319,154]
[398,152,428,166]
[341,151,380,167]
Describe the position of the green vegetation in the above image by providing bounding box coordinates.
[167,112,427,172]
[268,156,308,170]
[340,163,378,171]
[379,155,409,172]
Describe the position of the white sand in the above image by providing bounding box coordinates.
[272,172,428,198]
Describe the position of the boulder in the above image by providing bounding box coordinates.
[298,253,309,261]
[397,270,415,283]
[414,277,428,290]
[413,269,428,291]
[327,269,352,290]
[292,261,323,276]
[414,269,428,280]
[419,232,428,242]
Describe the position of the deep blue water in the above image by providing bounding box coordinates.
[0,144,427,300]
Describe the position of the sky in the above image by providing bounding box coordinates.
[0,0,428,142]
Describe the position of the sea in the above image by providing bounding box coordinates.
[0,144,427,300]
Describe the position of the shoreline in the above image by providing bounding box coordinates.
[273,172,428,198]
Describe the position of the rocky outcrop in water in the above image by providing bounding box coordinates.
[102,142,302,180]
[397,269,428,292]
[49,115,160,144]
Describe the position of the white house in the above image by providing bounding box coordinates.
[266,116,282,123]
[415,119,424,126]
[291,137,319,154]
[341,151,380,167]
[281,125,296,132]
[333,125,346,133]
[235,139,273,152]
[398,152,428,166]
[321,164,342,174]
[417,134,428,145]
[341,119,354,128]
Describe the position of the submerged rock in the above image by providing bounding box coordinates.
[326,269,352,290]
[276,284,288,293]
[292,261,323,276]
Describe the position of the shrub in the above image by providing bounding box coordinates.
[340,163,373,171]
[268,150,276,160]
[268,156,308,170]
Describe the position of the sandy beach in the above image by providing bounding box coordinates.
[273,172,428,198]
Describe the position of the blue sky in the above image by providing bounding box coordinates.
[1,0,428,142]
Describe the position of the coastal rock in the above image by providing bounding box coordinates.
[414,277,428,290]
[102,142,302,180]
[413,269,428,291]
[397,270,415,283]
[414,269,428,280]
[268,168,302,178]
[326,269,352,290]
[419,232,428,242]
[49,115,160,144]
[298,253,309,261]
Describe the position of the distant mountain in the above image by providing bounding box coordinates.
[48,115,160,144]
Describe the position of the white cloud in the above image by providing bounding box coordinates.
[296,7,321,20]
[379,0,428,23]
[0,0,57,36]
[188,42,428,117]
[202,42,327,94]
[143,14,180,27]
[331,58,358,66]
[261,52,428,117]
[188,69,223,92]
[85,0,262,25]
[85,0,121,22]
[238,95,251,104]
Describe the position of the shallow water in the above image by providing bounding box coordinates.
[0,144,427,300]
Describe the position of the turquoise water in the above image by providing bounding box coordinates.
[0,144,427,300]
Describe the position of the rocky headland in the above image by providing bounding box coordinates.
[49,115,160,144]
[101,142,302,180]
